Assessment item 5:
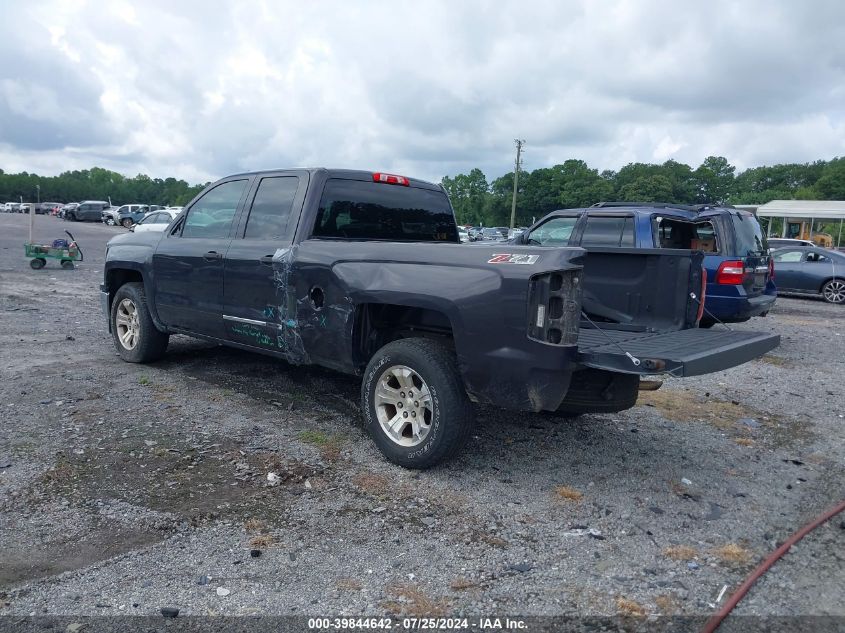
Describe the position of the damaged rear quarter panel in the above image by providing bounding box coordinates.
[293,239,585,410]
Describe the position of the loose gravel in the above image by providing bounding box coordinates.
[0,214,842,623]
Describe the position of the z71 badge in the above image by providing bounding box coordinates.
[488,253,540,265]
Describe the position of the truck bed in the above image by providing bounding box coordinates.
[576,326,780,377]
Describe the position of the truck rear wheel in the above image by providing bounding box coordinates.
[361,338,473,469]
[552,368,639,416]
[110,282,169,363]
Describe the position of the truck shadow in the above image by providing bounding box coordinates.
[153,335,709,481]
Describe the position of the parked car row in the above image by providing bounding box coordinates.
[3,201,63,214]
[457,226,527,242]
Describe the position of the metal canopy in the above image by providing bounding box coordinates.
[753,200,845,220]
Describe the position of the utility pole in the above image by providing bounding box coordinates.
[509,139,525,229]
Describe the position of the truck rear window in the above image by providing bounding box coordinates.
[312,179,459,242]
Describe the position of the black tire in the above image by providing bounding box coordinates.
[698,320,715,329]
[361,338,473,469]
[552,368,639,416]
[821,279,845,304]
[61,260,74,270]
[66,212,76,221]
[122,218,133,228]
[110,282,169,363]
[105,217,115,226]
[30,258,46,270]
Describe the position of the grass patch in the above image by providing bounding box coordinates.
[662,545,698,561]
[249,534,275,548]
[553,485,583,502]
[244,518,267,534]
[757,354,789,367]
[654,594,678,615]
[467,531,509,548]
[336,578,363,591]
[712,543,752,564]
[298,430,343,461]
[138,375,150,385]
[383,584,450,617]
[353,472,390,495]
[616,596,646,617]
[735,438,755,447]
[638,389,772,431]
[41,461,75,484]
[298,430,331,446]
[450,577,479,591]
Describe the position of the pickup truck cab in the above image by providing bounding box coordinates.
[101,169,780,468]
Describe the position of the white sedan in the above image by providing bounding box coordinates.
[130,209,181,233]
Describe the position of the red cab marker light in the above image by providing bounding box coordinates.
[373,172,410,186]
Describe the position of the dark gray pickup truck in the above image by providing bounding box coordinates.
[101,168,779,468]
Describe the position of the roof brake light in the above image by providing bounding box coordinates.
[373,172,410,186]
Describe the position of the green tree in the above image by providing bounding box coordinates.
[693,156,735,204]
[618,174,674,202]
[813,157,845,199]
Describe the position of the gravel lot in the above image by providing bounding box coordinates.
[0,213,843,626]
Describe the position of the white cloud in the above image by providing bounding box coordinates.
[0,0,843,184]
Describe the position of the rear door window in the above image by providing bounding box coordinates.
[312,179,458,242]
[580,215,635,247]
[773,250,803,263]
[654,216,719,252]
[243,176,299,240]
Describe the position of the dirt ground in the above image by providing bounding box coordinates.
[0,213,843,626]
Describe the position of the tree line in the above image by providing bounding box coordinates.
[0,167,206,207]
[441,156,845,230]
[2,156,844,232]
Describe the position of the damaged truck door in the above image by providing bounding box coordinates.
[222,172,310,361]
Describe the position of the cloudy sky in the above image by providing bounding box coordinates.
[1,0,844,185]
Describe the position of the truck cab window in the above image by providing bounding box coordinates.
[312,179,458,242]
[181,179,248,239]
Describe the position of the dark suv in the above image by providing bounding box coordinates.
[66,200,110,222]
[516,202,776,326]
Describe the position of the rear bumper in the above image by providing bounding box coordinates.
[576,327,780,377]
[705,291,776,321]
[463,342,579,413]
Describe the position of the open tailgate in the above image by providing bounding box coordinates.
[576,328,780,377]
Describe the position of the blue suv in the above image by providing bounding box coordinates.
[516,203,776,326]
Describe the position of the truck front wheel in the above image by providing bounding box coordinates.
[552,368,639,416]
[110,282,169,363]
[361,338,473,469]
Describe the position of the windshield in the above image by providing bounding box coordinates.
[526,216,578,246]
[732,212,767,255]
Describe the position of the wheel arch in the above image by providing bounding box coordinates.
[104,265,167,330]
[352,302,456,370]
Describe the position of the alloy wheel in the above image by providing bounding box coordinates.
[374,365,433,447]
[115,298,141,350]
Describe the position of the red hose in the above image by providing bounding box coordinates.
[701,498,845,633]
